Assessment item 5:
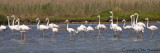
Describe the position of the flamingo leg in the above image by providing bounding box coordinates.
[90,31,91,40]
[24,32,26,41]
[117,31,120,40]
[98,30,101,39]
[70,33,72,40]
[83,31,86,38]
[52,32,54,40]
[43,31,44,40]
[16,33,18,40]
[141,31,143,39]
[54,32,56,41]
[152,30,154,36]
[136,32,139,39]
[93,32,94,40]
[102,30,105,36]
[114,31,117,38]
[21,32,23,40]
[79,32,82,39]
[151,30,154,38]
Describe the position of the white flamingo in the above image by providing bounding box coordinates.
[36,18,49,40]
[115,17,122,36]
[86,24,94,39]
[47,18,59,29]
[109,19,122,39]
[134,13,145,27]
[145,18,158,36]
[52,28,58,40]
[65,20,77,40]
[45,18,59,40]
[109,11,121,39]
[132,15,144,39]
[49,23,59,29]
[77,24,87,38]
[15,18,32,40]
[95,15,107,39]
[122,19,133,37]
[0,25,7,31]
[7,15,17,35]
[122,19,132,29]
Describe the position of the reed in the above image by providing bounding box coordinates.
[0,0,160,24]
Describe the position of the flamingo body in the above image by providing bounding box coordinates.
[0,25,7,31]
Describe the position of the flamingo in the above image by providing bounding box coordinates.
[7,15,17,35]
[131,15,144,39]
[65,20,77,40]
[115,17,122,37]
[36,18,49,40]
[95,15,107,39]
[109,11,121,39]
[122,19,133,37]
[15,18,32,40]
[0,25,7,31]
[52,28,58,40]
[45,18,59,40]
[122,19,132,29]
[86,24,94,40]
[134,13,145,27]
[145,18,158,37]
[77,24,87,38]
[49,23,59,29]
[109,19,122,39]
[47,18,59,29]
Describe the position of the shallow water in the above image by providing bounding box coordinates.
[0,23,160,53]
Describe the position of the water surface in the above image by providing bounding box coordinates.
[0,23,160,53]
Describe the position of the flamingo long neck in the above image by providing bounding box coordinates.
[123,21,126,28]
[66,22,69,29]
[116,18,118,25]
[12,17,15,26]
[110,20,113,29]
[99,17,100,24]
[136,14,138,24]
[132,17,135,27]
[47,19,49,27]
[7,17,10,27]
[147,19,149,28]
[37,20,40,28]
[18,20,20,26]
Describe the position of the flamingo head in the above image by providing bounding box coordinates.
[130,15,134,18]
[65,20,69,23]
[45,18,49,21]
[11,15,15,18]
[109,11,113,14]
[122,19,126,22]
[145,18,148,20]
[15,18,20,23]
[134,13,138,16]
[7,16,9,18]
[97,15,100,18]
[36,18,39,21]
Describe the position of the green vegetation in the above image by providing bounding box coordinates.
[0,0,160,24]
